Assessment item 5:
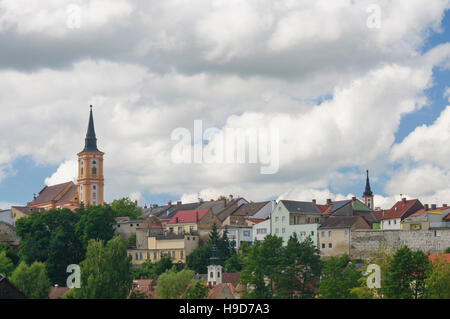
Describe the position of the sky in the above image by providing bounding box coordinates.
[1,0,450,210]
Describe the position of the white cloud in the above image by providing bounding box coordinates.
[0,1,449,207]
[45,159,77,186]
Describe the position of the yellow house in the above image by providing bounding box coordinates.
[127,234,199,266]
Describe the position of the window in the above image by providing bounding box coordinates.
[388,220,391,225]
[139,252,143,260]
[306,217,311,223]
[322,243,325,249]
[435,230,441,237]
[92,166,97,176]
[328,243,332,248]
[328,231,332,237]
[282,228,285,234]
[243,230,251,237]
[344,230,348,236]
[275,217,279,222]
[93,185,96,190]
[315,217,320,223]
[189,226,195,233]
[210,272,213,279]
[437,243,441,250]
[180,251,184,259]
[154,252,157,260]
[394,220,396,225]
[311,231,314,236]
[169,227,174,233]
[178,227,183,234]
[321,231,325,238]
[294,216,300,224]
[147,252,150,260]
[135,253,138,260]
[217,271,221,278]
[275,228,279,234]
[282,216,285,223]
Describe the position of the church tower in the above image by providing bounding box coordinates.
[207,238,222,286]
[363,170,374,210]
[77,106,104,206]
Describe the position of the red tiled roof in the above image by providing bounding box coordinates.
[167,209,210,224]
[207,283,235,299]
[222,273,240,287]
[28,182,74,206]
[410,209,425,217]
[371,210,387,222]
[444,213,450,221]
[56,184,78,203]
[49,286,69,299]
[428,253,450,263]
[380,199,420,220]
[245,218,265,224]
[137,215,163,229]
[316,204,331,214]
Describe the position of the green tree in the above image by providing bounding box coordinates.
[132,254,174,279]
[110,197,143,219]
[0,251,15,276]
[126,233,137,247]
[183,281,209,299]
[72,236,132,299]
[0,243,20,266]
[15,208,84,285]
[425,254,450,299]
[10,261,51,299]
[186,225,236,274]
[350,243,393,299]
[240,235,283,298]
[276,235,321,299]
[318,254,362,299]
[217,196,227,201]
[75,205,115,249]
[155,268,195,299]
[445,247,450,254]
[384,246,431,299]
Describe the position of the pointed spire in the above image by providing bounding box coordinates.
[209,236,220,266]
[363,169,373,197]
[81,105,101,153]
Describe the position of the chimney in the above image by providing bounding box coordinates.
[229,194,233,201]
[144,204,148,209]
[424,204,429,211]
[351,197,356,202]
[152,204,158,208]
[326,199,332,205]
[431,204,437,210]
[312,199,316,204]
[177,201,182,205]
[168,201,172,206]
[196,211,199,222]
[33,193,37,200]
[210,199,214,202]
[402,198,407,204]
[176,217,179,223]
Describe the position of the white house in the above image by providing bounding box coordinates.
[252,218,270,242]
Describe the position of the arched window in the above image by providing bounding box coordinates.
[92,166,97,176]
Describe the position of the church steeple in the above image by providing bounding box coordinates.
[207,236,222,286]
[210,237,220,266]
[77,105,104,206]
[81,105,101,153]
[364,170,373,196]
[363,170,374,209]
